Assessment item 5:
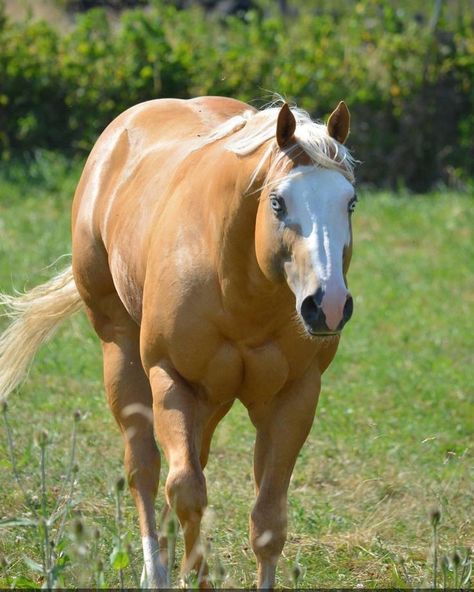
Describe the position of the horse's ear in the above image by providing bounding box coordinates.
[276,103,296,148]
[327,101,350,144]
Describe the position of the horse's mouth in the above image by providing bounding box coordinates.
[308,329,341,338]
[295,316,342,340]
[300,321,341,339]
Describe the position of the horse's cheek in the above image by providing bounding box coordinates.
[255,210,285,283]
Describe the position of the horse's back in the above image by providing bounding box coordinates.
[118,96,251,144]
[72,96,252,227]
[71,96,253,321]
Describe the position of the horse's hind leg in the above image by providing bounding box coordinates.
[85,296,166,587]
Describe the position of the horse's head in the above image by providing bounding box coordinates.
[254,102,356,337]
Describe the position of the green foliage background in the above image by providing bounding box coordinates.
[0,0,473,190]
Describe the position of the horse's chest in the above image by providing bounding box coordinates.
[199,340,290,404]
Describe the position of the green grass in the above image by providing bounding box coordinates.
[0,153,472,588]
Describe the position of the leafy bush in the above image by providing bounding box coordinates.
[0,0,473,189]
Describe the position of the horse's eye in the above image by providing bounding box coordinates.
[348,196,357,213]
[270,195,285,216]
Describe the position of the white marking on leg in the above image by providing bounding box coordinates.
[141,535,168,588]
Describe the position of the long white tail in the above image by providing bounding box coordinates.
[0,266,83,402]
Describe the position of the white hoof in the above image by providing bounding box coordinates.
[141,536,168,588]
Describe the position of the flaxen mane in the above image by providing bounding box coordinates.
[203,103,356,191]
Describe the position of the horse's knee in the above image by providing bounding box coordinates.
[124,437,160,494]
[250,500,287,560]
[165,468,207,523]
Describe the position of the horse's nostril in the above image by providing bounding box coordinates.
[300,291,328,333]
[301,294,323,325]
[343,295,354,324]
[301,296,320,322]
[314,286,324,306]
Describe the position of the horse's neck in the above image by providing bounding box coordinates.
[196,143,293,324]
[216,187,291,325]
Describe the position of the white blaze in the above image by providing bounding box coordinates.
[278,166,354,331]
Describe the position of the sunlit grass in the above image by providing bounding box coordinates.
[0,156,472,587]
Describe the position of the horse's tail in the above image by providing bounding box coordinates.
[0,265,83,402]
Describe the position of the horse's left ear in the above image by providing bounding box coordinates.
[276,103,296,148]
[327,101,350,144]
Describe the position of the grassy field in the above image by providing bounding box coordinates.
[0,153,472,588]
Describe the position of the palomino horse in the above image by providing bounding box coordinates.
[0,96,357,587]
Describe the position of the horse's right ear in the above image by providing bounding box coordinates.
[276,103,296,148]
[327,101,350,144]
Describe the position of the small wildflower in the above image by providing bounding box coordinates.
[73,410,82,422]
[429,507,441,527]
[256,530,272,547]
[34,429,49,447]
[73,518,85,538]
[452,549,462,567]
[116,476,125,492]
[292,562,302,585]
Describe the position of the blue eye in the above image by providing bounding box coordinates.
[270,194,285,215]
[348,196,358,213]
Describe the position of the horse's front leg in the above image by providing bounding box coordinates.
[148,361,211,584]
[247,367,321,588]
[157,397,234,581]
